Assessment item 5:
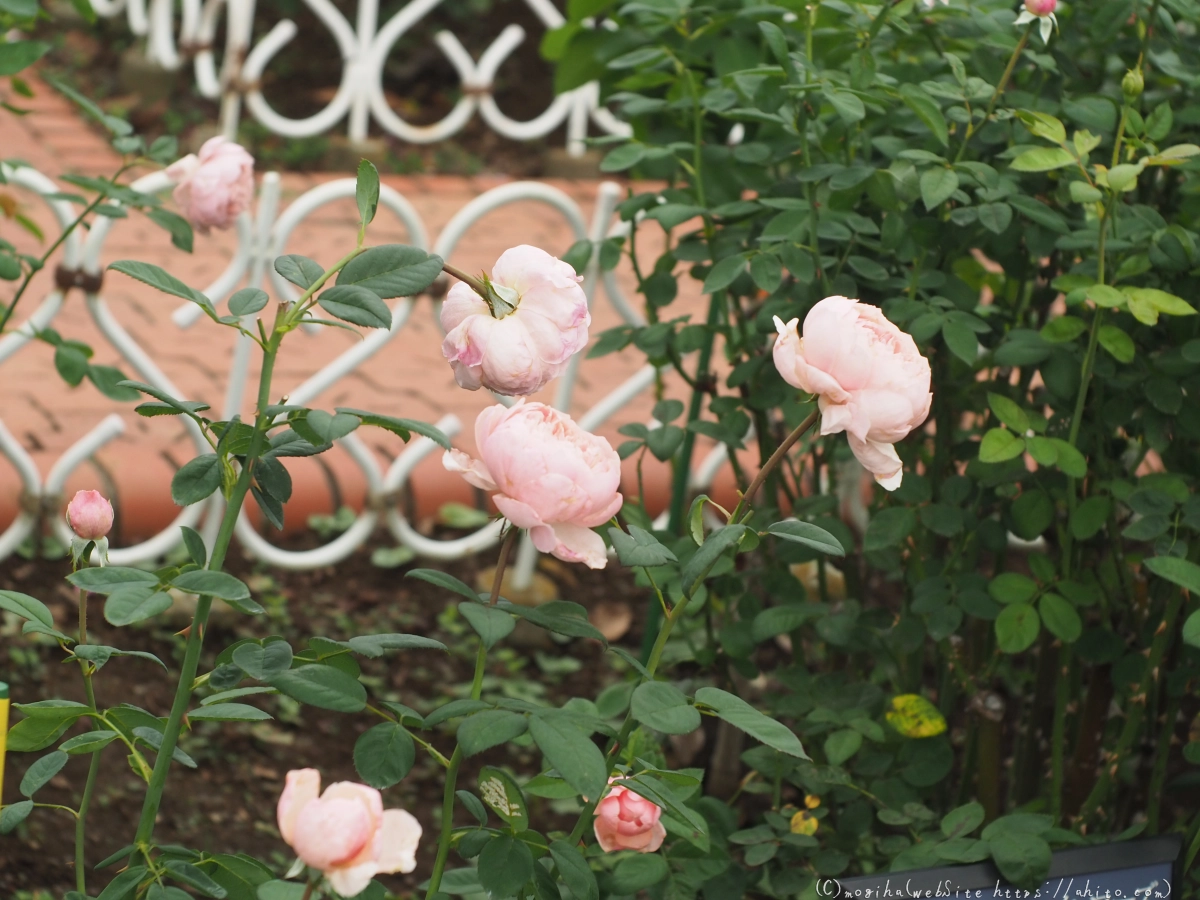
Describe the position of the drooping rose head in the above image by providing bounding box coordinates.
[66,490,114,540]
[166,137,255,234]
[1024,0,1056,15]
[277,769,421,897]
[593,780,666,853]
[440,245,590,396]
[773,296,931,490]
[443,401,622,568]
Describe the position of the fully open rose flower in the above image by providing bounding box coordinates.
[594,779,666,853]
[440,245,590,396]
[277,769,421,897]
[1014,0,1057,43]
[166,137,255,233]
[443,400,622,568]
[773,296,931,491]
[66,489,113,540]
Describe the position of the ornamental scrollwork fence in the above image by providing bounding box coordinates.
[0,165,738,589]
[87,0,631,154]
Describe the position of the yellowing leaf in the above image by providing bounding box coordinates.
[886,694,948,738]
[791,810,819,835]
[1127,287,1197,317]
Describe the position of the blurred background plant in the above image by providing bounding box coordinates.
[545,0,1200,890]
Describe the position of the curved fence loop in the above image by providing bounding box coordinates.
[85,0,631,152]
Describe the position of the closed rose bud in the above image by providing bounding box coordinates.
[166,137,255,234]
[440,245,590,396]
[277,769,421,898]
[443,400,622,568]
[66,490,114,540]
[593,780,666,853]
[1122,68,1144,100]
[773,296,931,491]
[1024,0,1056,15]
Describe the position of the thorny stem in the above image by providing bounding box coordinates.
[954,23,1034,163]
[730,410,820,523]
[132,306,286,850]
[641,293,721,662]
[488,528,519,606]
[425,527,519,898]
[1077,589,1183,824]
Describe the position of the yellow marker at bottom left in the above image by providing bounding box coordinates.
[0,681,9,811]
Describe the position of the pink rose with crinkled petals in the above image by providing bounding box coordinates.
[440,245,590,396]
[277,769,421,897]
[66,489,113,540]
[773,296,932,491]
[1024,0,1056,15]
[593,780,666,853]
[167,137,255,233]
[443,400,622,568]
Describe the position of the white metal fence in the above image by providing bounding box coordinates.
[89,0,630,154]
[0,165,736,586]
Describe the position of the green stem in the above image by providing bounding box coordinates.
[440,263,491,308]
[425,528,518,898]
[132,327,282,849]
[0,163,134,335]
[954,24,1034,163]
[641,293,722,662]
[1050,643,1070,822]
[569,581,701,845]
[75,748,102,893]
[730,410,819,524]
[1145,688,1180,833]
[1077,588,1183,824]
[1061,203,1109,574]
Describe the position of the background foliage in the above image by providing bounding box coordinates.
[547,0,1200,890]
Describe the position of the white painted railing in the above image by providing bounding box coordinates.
[0,165,733,587]
[89,0,630,154]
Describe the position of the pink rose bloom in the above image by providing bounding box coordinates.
[773,296,932,491]
[277,769,421,897]
[66,489,113,540]
[594,780,666,853]
[444,400,622,568]
[440,245,590,396]
[1024,0,1055,14]
[166,137,255,233]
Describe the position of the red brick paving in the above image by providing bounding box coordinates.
[1,77,731,547]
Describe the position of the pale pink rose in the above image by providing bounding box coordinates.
[593,780,666,853]
[277,769,421,897]
[443,401,622,568]
[1024,0,1055,14]
[166,137,255,233]
[773,296,932,491]
[66,489,113,540]
[440,245,590,396]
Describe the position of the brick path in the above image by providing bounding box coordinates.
[1,78,731,547]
